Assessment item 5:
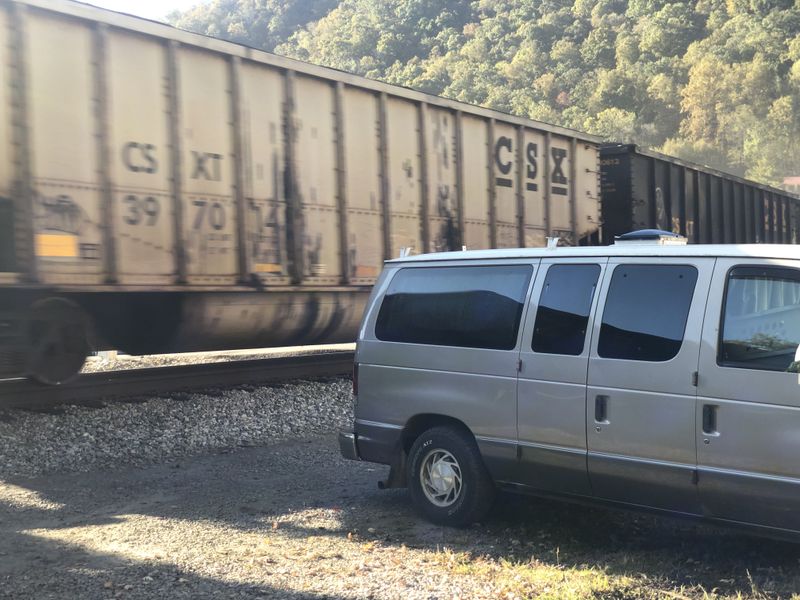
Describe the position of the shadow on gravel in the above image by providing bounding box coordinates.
[0,527,349,600]
[0,439,361,599]
[3,437,800,599]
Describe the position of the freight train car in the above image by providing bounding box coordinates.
[601,144,800,244]
[0,0,602,384]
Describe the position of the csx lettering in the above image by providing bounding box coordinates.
[123,142,158,174]
[494,137,514,188]
[493,138,541,191]
[495,137,513,175]
[191,152,223,181]
[526,143,538,179]
[551,148,568,185]
[525,143,539,192]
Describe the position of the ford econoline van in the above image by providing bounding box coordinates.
[339,231,800,537]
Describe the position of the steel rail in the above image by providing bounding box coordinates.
[0,351,354,411]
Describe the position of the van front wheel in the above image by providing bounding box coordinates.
[407,426,495,526]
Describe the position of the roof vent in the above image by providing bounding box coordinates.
[613,229,688,245]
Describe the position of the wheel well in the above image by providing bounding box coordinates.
[401,414,474,454]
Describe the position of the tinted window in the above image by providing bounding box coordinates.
[375,265,532,350]
[532,264,600,355]
[598,264,697,361]
[720,266,800,372]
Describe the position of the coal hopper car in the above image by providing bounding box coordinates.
[601,144,800,244]
[0,0,602,383]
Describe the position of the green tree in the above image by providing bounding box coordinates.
[169,0,338,51]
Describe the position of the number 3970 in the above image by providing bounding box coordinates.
[121,196,227,231]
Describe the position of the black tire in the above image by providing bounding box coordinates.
[407,426,495,527]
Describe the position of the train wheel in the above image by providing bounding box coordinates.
[26,298,89,385]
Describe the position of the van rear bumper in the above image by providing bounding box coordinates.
[340,421,403,466]
[338,430,360,461]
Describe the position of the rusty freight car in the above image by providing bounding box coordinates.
[0,0,602,384]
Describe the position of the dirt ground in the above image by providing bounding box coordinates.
[2,436,800,599]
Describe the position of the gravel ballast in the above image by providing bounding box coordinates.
[0,378,353,478]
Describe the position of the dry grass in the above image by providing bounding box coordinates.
[419,539,800,600]
[349,489,800,600]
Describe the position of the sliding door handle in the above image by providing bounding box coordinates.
[594,395,609,423]
[702,404,718,435]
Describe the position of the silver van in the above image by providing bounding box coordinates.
[339,231,800,537]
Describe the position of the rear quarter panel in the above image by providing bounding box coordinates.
[354,260,537,476]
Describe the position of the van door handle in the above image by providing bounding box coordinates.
[702,404,718,435]
[594,395,609,423]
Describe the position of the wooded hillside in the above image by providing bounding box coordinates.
[170,0,800,186]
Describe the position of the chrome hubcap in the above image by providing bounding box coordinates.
[420,449,462,507]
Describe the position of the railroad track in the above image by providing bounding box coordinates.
[0,351,354,411]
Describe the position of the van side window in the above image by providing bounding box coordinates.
[598,264,697,362]
[375,265,533,350]
[532,264,600,355]
[719,266,800,372]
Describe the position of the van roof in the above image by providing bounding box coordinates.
[388,244,800,264]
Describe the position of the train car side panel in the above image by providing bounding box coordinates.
[492,121,518,248]
[522,128,545,247]
[628,153,650,232]
[0,5,9,202]
[460,114,490,250]
[698,172,711,242]
[669,163,684,235]
[239,61,289,284]
[599,148,632,242]
[575,141,600,243]
[685,169,698,242]
[721,179,733,243]
[0,4,13,273]
[342,87,382,282]
[293,74,340,284]
[652,159,671,232]
[27,11,104,282]
[547,135,572,238]
[424,105,458,253]
[385,97,421,258]
[107,31,175,284]
[733,182,745,242]
[754,189,765,243]
[709,175,723,243]
[178,47,237,282]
